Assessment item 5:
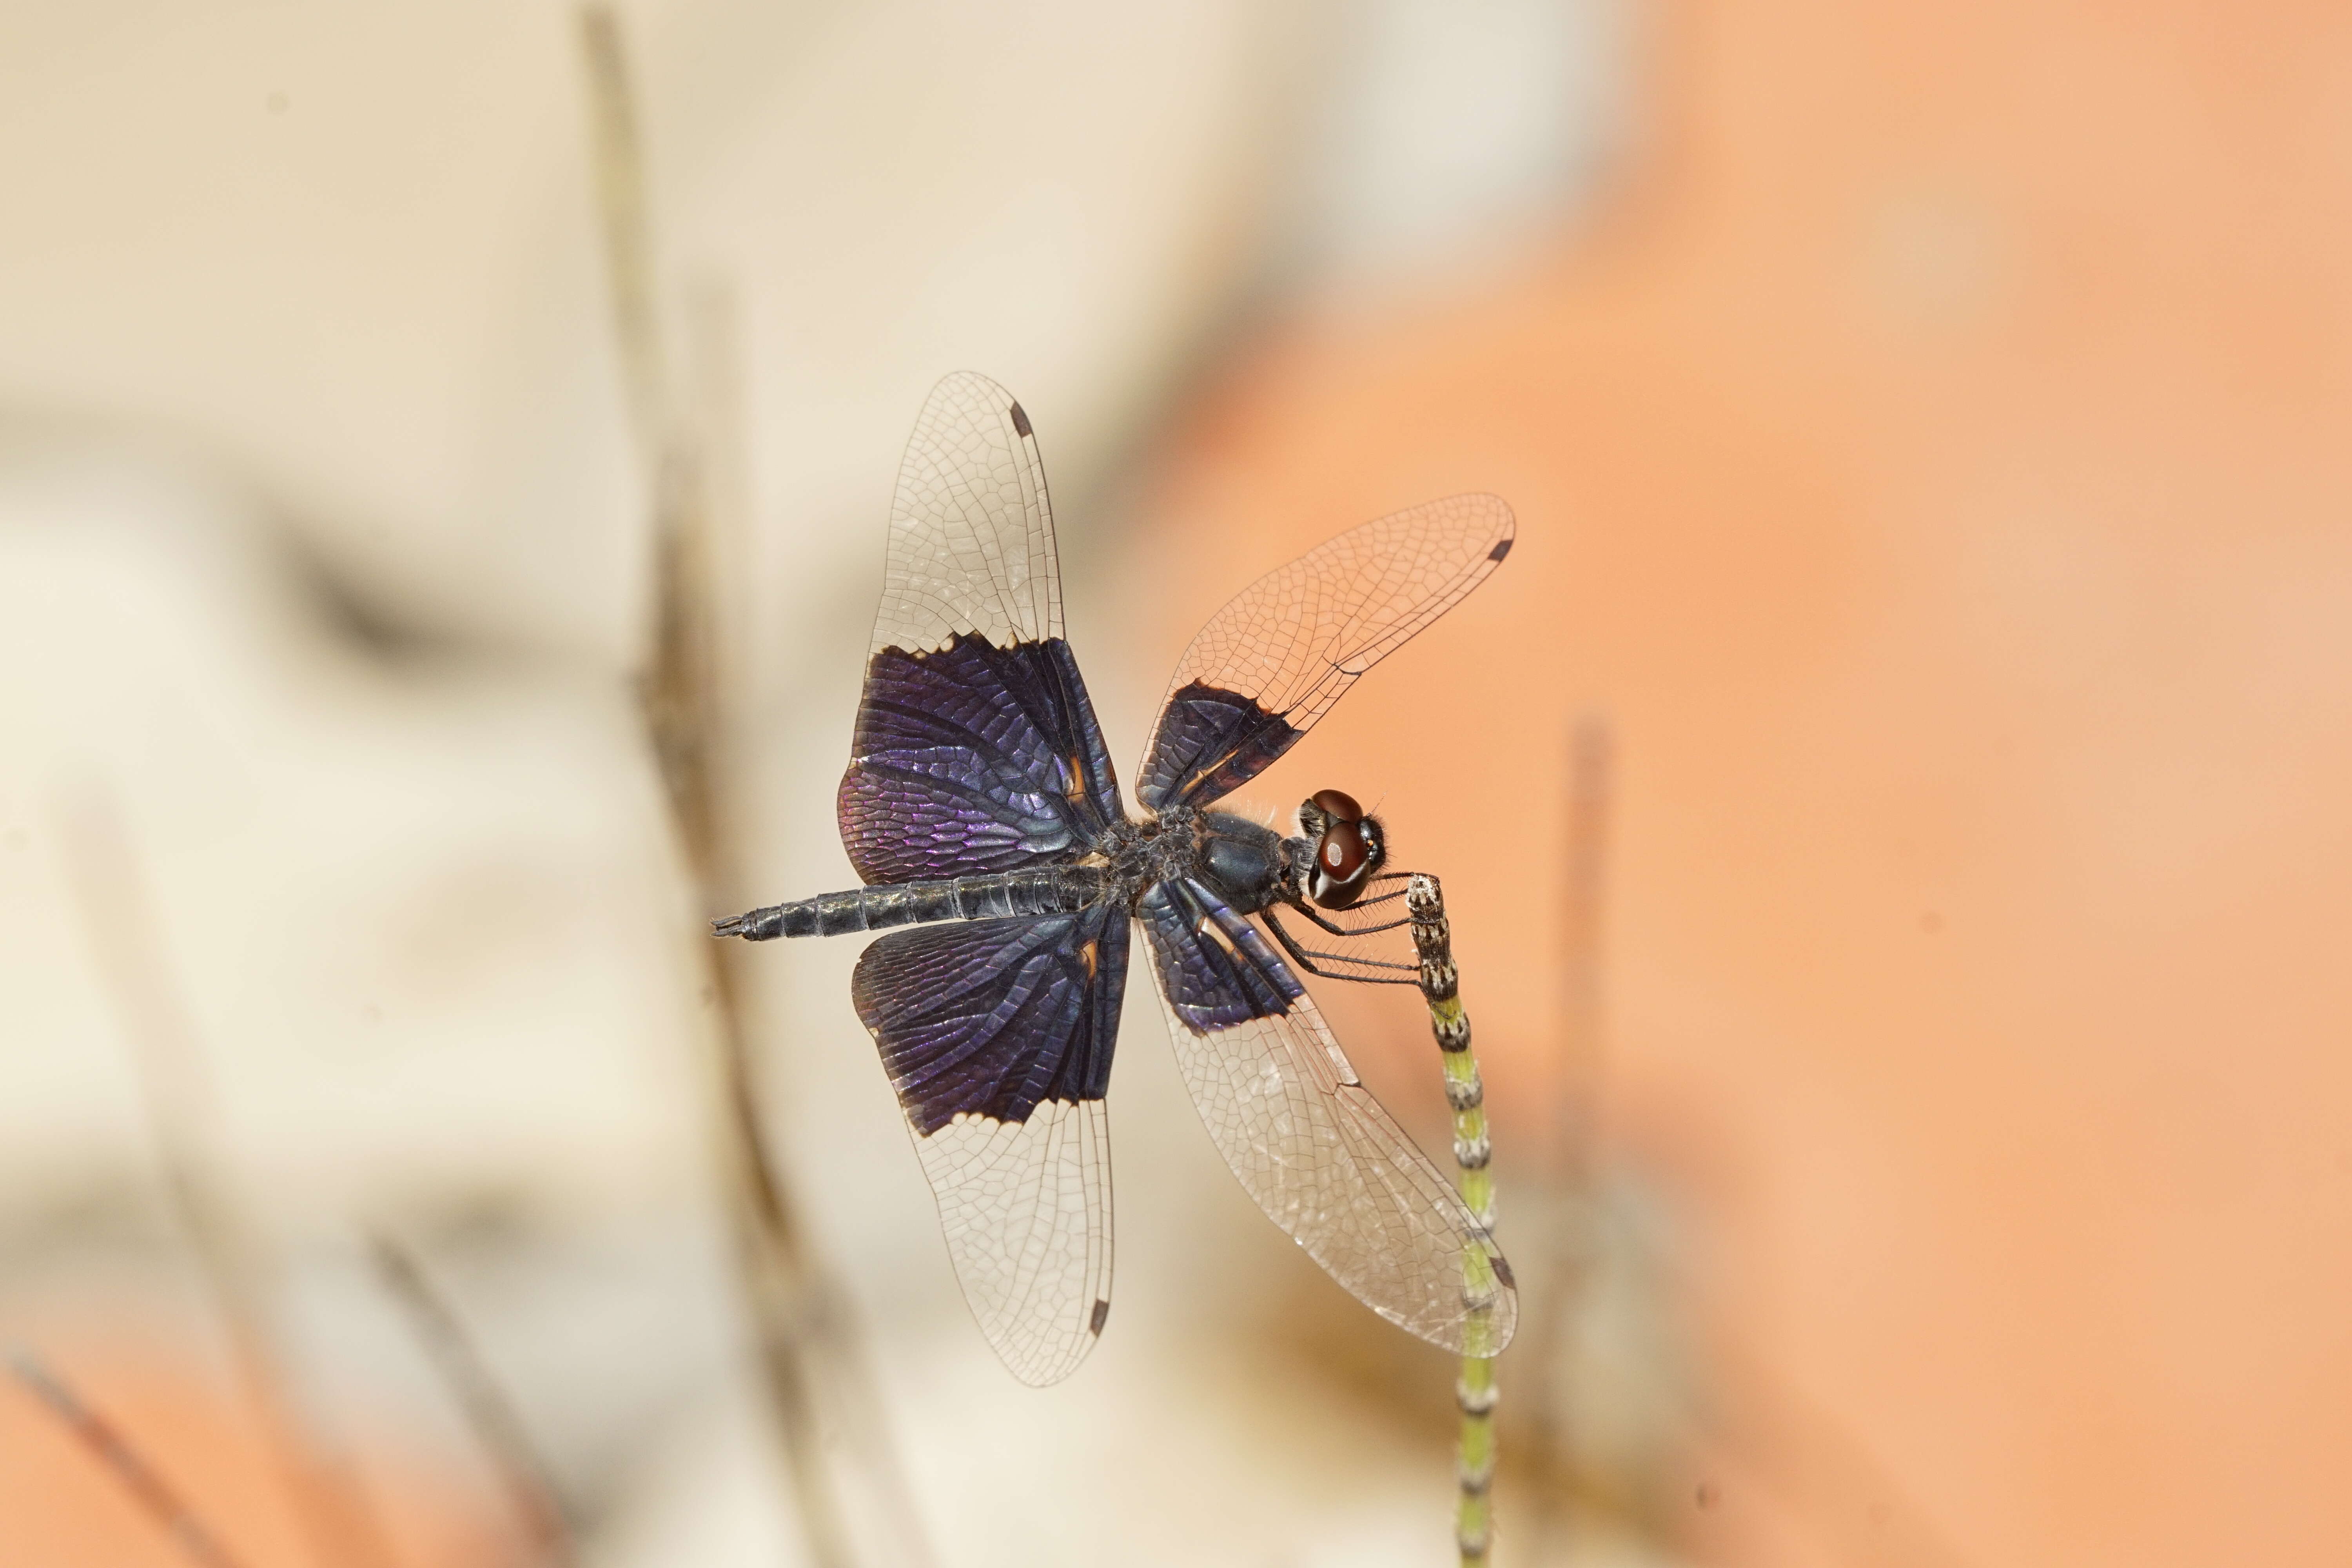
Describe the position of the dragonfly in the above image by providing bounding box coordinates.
[717,372,1519,1385]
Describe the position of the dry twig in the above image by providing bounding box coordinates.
[1526,716,1613,1557]
[368,1233,576,1566]
[7,1347,251,1568]
[60,794,399,1568]
[575,11,930,1566]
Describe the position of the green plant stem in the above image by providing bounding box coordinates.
[1408,874,1500,1566]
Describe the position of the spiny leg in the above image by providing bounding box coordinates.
[1285,880,1413,939]
[1290,902,1414,938]
[1262,906,1419,985]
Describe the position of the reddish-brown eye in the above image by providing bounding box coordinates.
[1311,788,1363,823]
[1320,829,1366,877]
[1305,789,1383,907]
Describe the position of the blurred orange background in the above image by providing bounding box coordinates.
[1128,3,2352,1563]
[4,2,2348,1565]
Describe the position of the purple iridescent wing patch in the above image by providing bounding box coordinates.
[1136,877,1301,1033]
[1136,494,1516,810]
[854,907,1126,1132]
[838,632,1119,884]
[852,907,1126,1386]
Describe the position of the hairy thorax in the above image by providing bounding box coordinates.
[1093,806,1297,915]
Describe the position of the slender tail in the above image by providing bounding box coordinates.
[712,906,789,940]
[715,868,1107,941]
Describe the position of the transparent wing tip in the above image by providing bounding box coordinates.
[1384,1241,1518,1357]
[996,1332,1102,1388]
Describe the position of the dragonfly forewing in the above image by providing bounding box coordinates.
[874,370,1063,657]
[1136,494,1515,810]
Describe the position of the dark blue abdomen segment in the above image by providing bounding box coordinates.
[840,633,1123,884]
[852,905,1129,1133]
[1138,877,1302,1033]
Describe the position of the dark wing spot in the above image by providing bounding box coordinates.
[1492,1252,1517,1290]
[1486,537,1513,562]
[1009,401,1033,437]
[1089,1297,1111,1334]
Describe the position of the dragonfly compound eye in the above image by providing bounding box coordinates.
[1308,813,1382,908]
[1321,831,1364,876]
[1310,788,1364,822]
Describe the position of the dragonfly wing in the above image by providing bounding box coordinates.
[1137,877,1303,1030]
[1136,494,1515,811]
[1138,884,1516,1354]
[841,373,1122,883]
[853,906,1127,1386]
[841,634,1119,884]
[874,369,1062,656]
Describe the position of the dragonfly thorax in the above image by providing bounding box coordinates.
[1097,806,1299,916]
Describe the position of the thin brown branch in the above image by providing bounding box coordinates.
[575,12,932,1567]
[686,292,939,1564]
[7,1347,252,1568]
[1527,714,1614,1559]
[57,793,399,1568]
[367,1233,576,1567]
[578,4,666,461]
[1555,715,1613,1166]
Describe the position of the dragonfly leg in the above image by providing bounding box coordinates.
[1284,897,1414,938]
[1262,906,1419,985]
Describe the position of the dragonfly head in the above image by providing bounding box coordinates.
[1299,789,1387,909]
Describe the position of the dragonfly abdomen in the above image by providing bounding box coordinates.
[715,865,1110,941]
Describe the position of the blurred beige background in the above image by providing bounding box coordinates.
[4,2,2348,1566]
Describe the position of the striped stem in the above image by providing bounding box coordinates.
[1408,874,1499,1566]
